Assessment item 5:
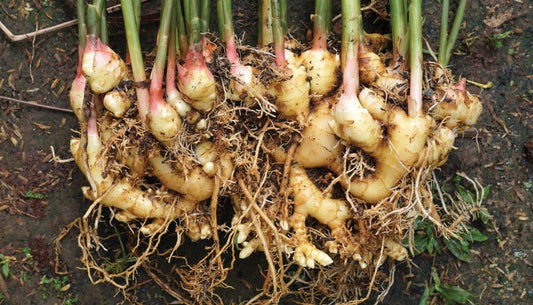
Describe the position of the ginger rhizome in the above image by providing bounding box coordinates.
[68,0,483,303]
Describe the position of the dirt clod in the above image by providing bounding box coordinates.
[524,136,533,162]
[28,237,52,271]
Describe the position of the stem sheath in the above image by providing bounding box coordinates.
[325,0,332,32]
[176,0,188,57]
[200,0,210,33]
[437,0,449,65]
[444,0,467,65]
[188,0,201,47]
[217,0,225,41]
[312,0,330,51]
[341,0,360,75]
[151,0,174,96]
[280,0,287,35]
[272,0,286,67]
[121,0,149,120]
[390,0,406,59]
[86,4,100,37]
[76,0,87,50]
[341,0,360,95]
[167,7,178,95]
[409,0,423,116]
[258,0,273,47]
[134,0,141,31]
[99,1,108,45]
[219,0,239,64]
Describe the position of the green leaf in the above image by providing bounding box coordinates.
[412,218,440,255]
[427,236,434,254]
[414,218,424,229]
[2,262,9,278]
[456,184,474,205]
[65,296,79,305]
[460,238,471,251]
[482,185,490,199]
[22,246,32,259]
[24,190,47,200]
[426,226,435,237]
[431,267,441,286]
[436,284,475,304]
[419,283,431,305]
[40,275,50,284]
[433,237,442,254]
[487,30,512,48]
[415,218,433,230]
[444,237,471,262]
[414,233,430,254]
[479,208,490,224]
[453,175,462,185]
[466,227,488,242]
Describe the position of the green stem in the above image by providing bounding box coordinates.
[121,0,144,80]
[258,0,273,47]
[176,0,188,57]
[183,0,191,34]
[390,0,406,59]
[99,1,108,45]
[168,5,178,62]
[312,0,329,50]
[134,0,141,31]
[220,0,235,39]
[94,0,105,36]
[76,0,86,50]
[153,0,173,77]
[437,0,449,65]
[272,0,286,67]
[225,0,235,35]
[341,0,360,70]
[200,0,210,33]
[150,0,174,104]
[112,225,128,262]
[188,0,201,47]
[444,0,466,66]
[220,0,240,64]
[399,28,410,60]
[280,0,287,35]
[341,0,360,95]
[409,0,423,116]
[324,0,332,33]
[167,6,180,93]
[402,0,408,19]
[170,7,180,59]
[399,0,410,59]
[121,0,149,120]
[86,4,100,37]
[217,0,225,41]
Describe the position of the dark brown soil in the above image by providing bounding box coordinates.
[0,0,531,304]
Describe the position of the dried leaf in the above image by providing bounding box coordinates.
[484,11,514,28]
[33,122,51,130]
[60,283,71,292]
[7,74,16,90]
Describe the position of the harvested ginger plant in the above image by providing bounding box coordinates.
[66,0,484,303]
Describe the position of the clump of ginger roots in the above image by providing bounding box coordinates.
[68,0,483,303]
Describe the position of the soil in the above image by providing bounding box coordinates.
[0,0,531,304]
